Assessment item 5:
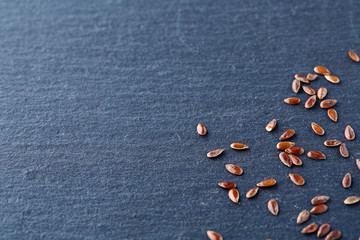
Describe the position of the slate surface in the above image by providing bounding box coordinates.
[0,0,359,239]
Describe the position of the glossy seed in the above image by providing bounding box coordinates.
[325,230,341,240]
[349,50,360,62]
[320,99,337,109]
[292,79,301,93]
[230,142,249,150]
[289,154,303,166]
[307,73,318,81]
[317,224,331,238]
[356,159,360,171]
[304,95,316,109]
[218,182,236,189]
[339,143,349,158]
[310,204,328,214]
[324,139,342,147]
[267,199,279,216]
[325,75,340,84]
[344,196,360,205]
[342,173,351,188]
[246,187,259,199]
[327,109,338,122]
[314,66,330,75]
[284,97,301,105]
[279,129,295,140]
[317,87,327,100]
[276,141,295,150]
[285,146,304,156]
[311,122,325,135]
[225,164,243,176]
[207,230,223,240]
[307,151,326,160]
[344,125,355,140]
[289,173,305,186]
[301,223,319,234]
[197,123,207,135]
[279,152,292,167]
[228,189,239,203]
[296,210,310,224]
[302,85,316,95]
[257,179,276,187]
[311,196,330,205]
[207,149,224,158]
[266,119,277,132]
[295,74,309,83]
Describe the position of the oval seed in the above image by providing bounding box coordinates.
[324,139,342,147]
[320,99,337,109]
[285,146,304,156]
[356,159,360,171]
[325,231,341,240]
[225,164,243,176]
[230,142,249,150]
[218,182,236,189]
[349,50,360,62]
[197,123,207,135]
[228,189,239,203]
[317,224,331,238]
[266,119,277,132]
[325,75,340,84]
[289,173,305,186]
[302,85,316,95]
[317,87,327,100]
[257,179,276,187]
[307,73,318,81]
[267,199,279,216]
[314,66,330,75]
[301,223,319,234]
[289,155,303,166]
[344,196,360,205]
[279,152,292,167]
[295,74,309,83]
[207,230,223,240]
[327,109,338,122]
[310,204,328,214]
[246,187,259,199]
[311,196,330,205]
[307,151,326,159]
[279,129,295,140]
[344,125,355,140]
[292,79,301,93]
[311,122,325,135]
[296,210,310,224]
[207,149,224,158]
[284,97,301,105]
[342,173,351,188]
[276,141,295,150]
[304,95,316,109]
[339,143,349,158]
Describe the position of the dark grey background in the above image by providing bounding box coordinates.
[0,0,359,239]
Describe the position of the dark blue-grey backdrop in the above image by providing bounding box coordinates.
[0,0,359,239]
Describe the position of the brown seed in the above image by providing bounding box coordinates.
[324,75,340,84]
[344,125,355,140]
[197,123,207,135]
[279,129,295,140]
[257,179,276,187]
[320,99,337,109]
[296,210,310,224]
[266,119,277,132]
[325,230,341,240]
[225,164,243,176]
[279,152,292,167]
[344,196,360,205]
[301,223,319,234]
[289,154,303,166]
[295,74,309,83]
[310,204,328,214]
[339,143,349,158]
[292,79,301,93]
[207,230,223,240]
[324,139,342,147]
[267,199,279,216]
[314,66,330,75]
[218,182,236,189]
[342,173,351,188]
[304,95,317,109]
[311,122,325,135]
[317,87,327,100]
[285,146,304,156]
[230,142,249,150]
[327,109,338,122]
[356,159,360,171]
[307,73,318,81]
[307,151,326,160]
[228,189,239,203]
[207,149,224,158]
[289,173,305,186]
[348,50,360,62]
[245,187,259,199]
[311,196,330,205]
[302,85,316,95]
[276,141,295,150]
[317,224,331,238]
[284,97,301,105]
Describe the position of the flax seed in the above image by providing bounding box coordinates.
[304,95,316,109]
[344,125,355,140]
[267,199,279,215]
[197,123,207,135]
[218,182,236,189]
[207,230,223,240]
[320,99,337,109]
[266,119,277,132]
[301,223,318,234]
[344,196,360,205]
[314,66,330,75]
[310,204,328,214]
[296,210,310,224]
[307,151,326,159]
[327,109,338,122]
[292,79,301,93]
[311,122,325,135]
[295,74,309,83]
[284,97,301,105]
[356,159,360,171]
[228,189,239,203]
[342,173,351,188]
[311,196,330,205]
[289,154,303,166]
[324,75,340,84]
[246,187,259,199]
[317,224,331,238]
[349,50,360,62]
[339,143,349,158]
[279,129,295,140]
[276,141,295,150]
[230,143,249,150]
[256,179,276,187]
[225,164,243,176]
[324,139,342,147]
[302,85,316,95]
[207,149,224,158]
[289,173,305,186]
[325,230,341,240]
[279,152,292,167]
[285,146,304,156]
[307,73,318,81]
[317,87,327,100]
